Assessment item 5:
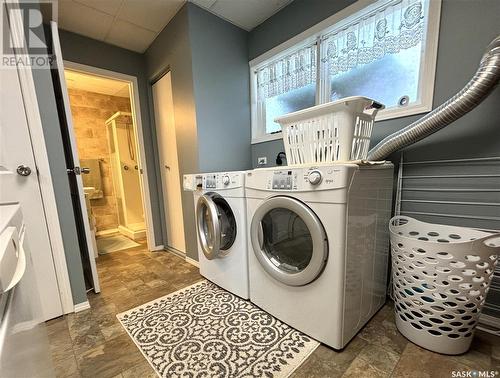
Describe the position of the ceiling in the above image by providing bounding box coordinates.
[57,0,293,53]
[190,0,292,31]
[64,69,130,97]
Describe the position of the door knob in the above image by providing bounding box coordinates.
[81,167,90,174]
[165,165,170,170]
[16,165,31,176]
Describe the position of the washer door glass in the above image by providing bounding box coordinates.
[251,196,328,286]
[197,193,236,260]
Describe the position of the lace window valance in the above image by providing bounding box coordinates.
[321,0,426,76]
[256,43,317,100]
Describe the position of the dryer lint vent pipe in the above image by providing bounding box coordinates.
[367,35,500,162]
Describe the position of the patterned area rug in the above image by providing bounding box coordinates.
[117,280,319,378]
[96,235,140,254]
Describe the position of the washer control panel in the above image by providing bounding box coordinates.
[204,174,218,189]
[202,172,242,189]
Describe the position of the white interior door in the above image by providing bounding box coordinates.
[152,72,186,253]
[50,21,100,292]
[0,60,63,320]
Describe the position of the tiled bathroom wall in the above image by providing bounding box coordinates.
[68,88,131,232]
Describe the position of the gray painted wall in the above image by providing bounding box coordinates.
[248,0,500,167]
[188,4,252,173]
[145,3,251,260]
[144,5,199,260]
[58,30,164,245]
[32,25,87,304]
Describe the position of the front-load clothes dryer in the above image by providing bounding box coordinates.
[245,163,393,349]
[184,171,249,299]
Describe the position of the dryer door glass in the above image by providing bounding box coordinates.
[251,196,328,286]
[196,193,236,260]
[261,208,312,272]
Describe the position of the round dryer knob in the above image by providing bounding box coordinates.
[222,175,231,185]
[308,170,322,185]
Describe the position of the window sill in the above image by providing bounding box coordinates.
[251,132,283,145]
[376,103,432,121]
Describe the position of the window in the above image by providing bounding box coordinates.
[250,0,441,144]
[255,43,317,135]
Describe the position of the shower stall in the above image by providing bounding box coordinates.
[105,112,146,241]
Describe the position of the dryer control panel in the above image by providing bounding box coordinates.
[260,165,354,191]
[271,170,298,190]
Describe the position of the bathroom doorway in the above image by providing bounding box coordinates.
[63,67,154,257]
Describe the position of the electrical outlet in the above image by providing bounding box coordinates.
[257,157,267,166]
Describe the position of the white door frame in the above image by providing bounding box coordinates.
[63,60,161,251]
[5,1,74,314]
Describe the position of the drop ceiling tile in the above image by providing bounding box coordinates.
[210,0,293,30]
[58,0,114,40]
[105,19,157,53]
[73,0,124,15]
[117,0,185,33]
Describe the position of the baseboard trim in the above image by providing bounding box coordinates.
[118,225,146,241]
[150,244,164,251]
[185,256,199,268]
[165,246,185,259]
[74,301,91,313]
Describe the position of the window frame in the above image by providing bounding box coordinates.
[250,0,442,144]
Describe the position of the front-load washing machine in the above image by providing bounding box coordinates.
[245,163,393,349]
[183,171,249,299]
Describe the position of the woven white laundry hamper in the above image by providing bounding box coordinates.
[389,216,500,355]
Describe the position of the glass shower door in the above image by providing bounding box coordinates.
[107,113,145,237]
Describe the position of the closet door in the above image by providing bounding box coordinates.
[152,72,186,253]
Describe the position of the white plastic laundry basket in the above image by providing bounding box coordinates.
[274,96,384,166]
[389,216,500,355]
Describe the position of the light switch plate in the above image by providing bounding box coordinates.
[257,157,267,166]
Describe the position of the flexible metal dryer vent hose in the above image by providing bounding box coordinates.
[367,35,500,161]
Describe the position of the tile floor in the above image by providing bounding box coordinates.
[47,244,500,378]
